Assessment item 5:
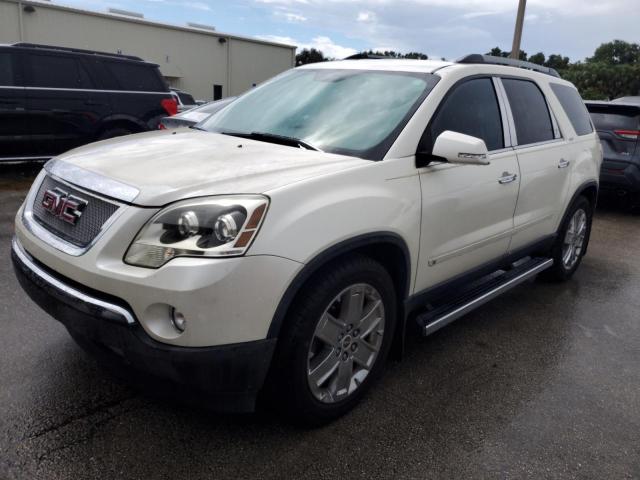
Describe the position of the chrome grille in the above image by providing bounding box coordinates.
[31,175,119,247]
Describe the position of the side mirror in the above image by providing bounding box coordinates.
[429,131,490,166]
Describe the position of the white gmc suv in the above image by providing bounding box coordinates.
[12,55,601,424]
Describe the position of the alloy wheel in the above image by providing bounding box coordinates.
[307,283,385,403]
[562,208,587,269]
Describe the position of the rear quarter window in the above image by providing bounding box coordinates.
[550,84,593,136]
[104,61,165,92]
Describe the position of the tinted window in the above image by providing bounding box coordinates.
[0,53,14,86]
[551,83,593,136]
[105,62,164,91]
[176,91,195,104]
[502,79,554,145]
[26,54,93,89]
[587,105,639,132]
[422,78,504,152]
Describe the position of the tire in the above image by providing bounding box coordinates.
[540,195,593,282]
[97,127,133,141]
[268,255,397,426]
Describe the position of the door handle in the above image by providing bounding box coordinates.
[498,172,518,184]
[558,159,571,169]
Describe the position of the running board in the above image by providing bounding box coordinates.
[416,257,554,336]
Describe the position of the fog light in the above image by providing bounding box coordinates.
[171,309,186,332]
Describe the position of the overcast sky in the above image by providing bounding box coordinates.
[61,0,639,61]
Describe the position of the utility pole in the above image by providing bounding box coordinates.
[510,0,527,59]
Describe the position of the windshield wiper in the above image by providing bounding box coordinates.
[222,131,321,151]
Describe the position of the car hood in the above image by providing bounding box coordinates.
[48,129,368,206]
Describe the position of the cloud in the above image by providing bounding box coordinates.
[275,11,308,22]
[356,11,376,23]
[257,34,358,59]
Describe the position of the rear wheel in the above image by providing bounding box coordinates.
[541,195,592,281]
[270,255,396,425]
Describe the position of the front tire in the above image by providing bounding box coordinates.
[541,195,593,282]
[270,255,396,426]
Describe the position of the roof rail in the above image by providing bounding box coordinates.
[456,54,561,78]
[343,53,391,60]
[11,42,143,62]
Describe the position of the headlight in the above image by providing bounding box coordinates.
[124,195,269,268]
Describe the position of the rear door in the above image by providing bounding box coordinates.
[0,49,28,160]
[500,77,571,251]
[23,51,109,156]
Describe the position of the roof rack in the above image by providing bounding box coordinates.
[456,54,560,78]
[12,43,143,62]
[343,53,391,60]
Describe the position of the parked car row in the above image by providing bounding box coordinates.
[159,97,236,129]
[0,43,197,163]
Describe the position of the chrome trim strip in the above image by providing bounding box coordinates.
[0,156,51,163]
[21,170,127,257]
[427,228,514,266]
[0,85,171,95]
[511,213,555,235]
[12,237,136,325]
[422,258,554,336]
[45,159,139,203]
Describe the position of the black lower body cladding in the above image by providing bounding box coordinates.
[11,245,276,412]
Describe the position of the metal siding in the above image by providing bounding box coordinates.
[0,0,295,100]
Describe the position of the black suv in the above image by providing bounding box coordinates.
[0,43,177,162]
[586,99,640,201]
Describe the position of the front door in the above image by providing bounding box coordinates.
[415,77,520,292]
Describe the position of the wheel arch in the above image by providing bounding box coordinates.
[95,116,146,138]
[267,232,412,358]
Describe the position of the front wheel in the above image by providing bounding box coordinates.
[541,195,593,282]
[269,255,396,425]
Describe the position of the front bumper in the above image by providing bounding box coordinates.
[12,237,276,412]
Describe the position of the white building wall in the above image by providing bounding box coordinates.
[0,0,296,100]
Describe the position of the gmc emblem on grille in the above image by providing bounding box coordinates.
[41,188,88,225]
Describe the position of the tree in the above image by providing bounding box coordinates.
[487,47,507,57]
[486,47,526,60]
[545,54,570,70]
[359,50,428,60]
[529,52,546,65]
[296,48,328,66]
[588,40,640,65]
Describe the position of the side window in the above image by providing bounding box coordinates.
[104,62,165,91]
[0,53,14,86]
[25,54,94,89]
[502,78,554,145]
[421,78,504,152]
[550,83,593,136]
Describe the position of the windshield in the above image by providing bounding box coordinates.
[200,69,439,160]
